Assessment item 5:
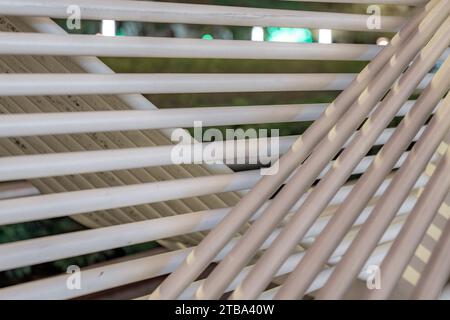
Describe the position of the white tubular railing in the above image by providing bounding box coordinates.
[0,32,382,60]
[0,126,426,182]
[0,100,425,137]
[0,180,424,273]
[0,0,406,31]
[286,0,426,4]
[0,73,433,96]
[0,0,448,302]
[0,217,405,300]
[0,73,354,95]
[180,219,405,299]
[1,32,448,60]
[0,152,411,225]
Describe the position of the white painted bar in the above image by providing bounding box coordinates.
[180,220,403,299]
[0,171,260,226]
[0,100,425,137]
[0,152,410,225]
[284,0,425,4]
[258,241,393,300]
[0,73,433,96]
[0,175,424,272]
[0,220,402,300]
[0,73,354,96]
[0,136,293,181]
[0,232,278,300]
[0,126,425,181]
[0,32,382,61]
[0,0,406,31]
[0,104,325,137]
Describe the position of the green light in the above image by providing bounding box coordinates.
[202,34,214,40]
[266,27,313,43]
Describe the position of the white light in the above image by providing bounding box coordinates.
[101,20,116,36]
[318,29,332,44]
[251,26,264,42]
[376,37,390,46]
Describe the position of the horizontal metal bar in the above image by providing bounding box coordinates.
[3,34,446,61]
[0,73,433,96]
[0,183,421,272]
[0,152,409,225]
[0,126,425,182]
[0,231,279,299]
[0,221,402,300]
[0,104,325,137]
[0,0,406,31]
[0,32,383,60]
[284,0,426,4]
[0,100,426,137]
[8,32,446,62]
[0,136,293,181]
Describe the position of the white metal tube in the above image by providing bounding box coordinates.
[0,171,260,226]
[0,182,421,272]
[194,1,448,300]
[0,126,424,181]
[0,137,294,181]
[0,73,433,96]
[0,32,384,61]
[14,17,250,231]
[0,100,424,138]
[150,0,440,299]
[183,219,404,299]
[0,73,361,96]
[0,219,403,300]
[0,104,326,137]
[0,152,409,225]
[18,14,246,221]
[285,0,425,4]
[258,241,393,300]
[0,0,406,31]
[0,230,279,300]
[273,17,450,300]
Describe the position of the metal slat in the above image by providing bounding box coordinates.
[285,0,426,4]
[269,19,450,300]
[151,0,446,300]
[0,0,448,301]
[368,145,450,299]
[317,81,450,300]
[0,100,424,137]
[0,73,361,96]
[0,125,426,181]
[0,180,423,272]
[0,221,403,300]
[14,15,244,244]
[0,152,409,225]
[0,32,383,60]
[0,0,406,31]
